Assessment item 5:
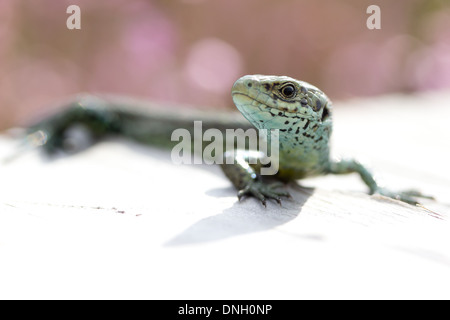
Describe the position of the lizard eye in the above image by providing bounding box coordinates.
[280,84,296,99]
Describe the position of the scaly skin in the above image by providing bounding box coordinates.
[224,75,432,205]
[23,75,432,206]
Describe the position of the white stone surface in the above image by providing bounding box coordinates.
[0,92,449,299]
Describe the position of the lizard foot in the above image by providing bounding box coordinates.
[28,124,95,156]
[237,181,291,207]
[374,188,434,205]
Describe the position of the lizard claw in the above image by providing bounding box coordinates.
[401,189,435,200]
[237,181,290,207]
[375,188,434,205]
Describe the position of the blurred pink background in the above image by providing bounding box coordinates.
[0,0,449,129]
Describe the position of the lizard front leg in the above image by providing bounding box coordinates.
[220,150,290,207]
[328,158,433,205]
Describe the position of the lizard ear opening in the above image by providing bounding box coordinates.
[321,106,330,122]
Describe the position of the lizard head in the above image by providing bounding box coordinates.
[231,75,332,131]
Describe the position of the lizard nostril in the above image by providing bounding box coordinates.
[247,82,252,88]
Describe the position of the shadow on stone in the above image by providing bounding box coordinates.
[165,184,314,246]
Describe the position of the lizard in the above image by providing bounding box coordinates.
[21,74,431,206]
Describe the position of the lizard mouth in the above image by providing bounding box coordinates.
[232,92,313,120]
[232,92,314,131]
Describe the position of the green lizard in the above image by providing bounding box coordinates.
[23,75,431,206]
